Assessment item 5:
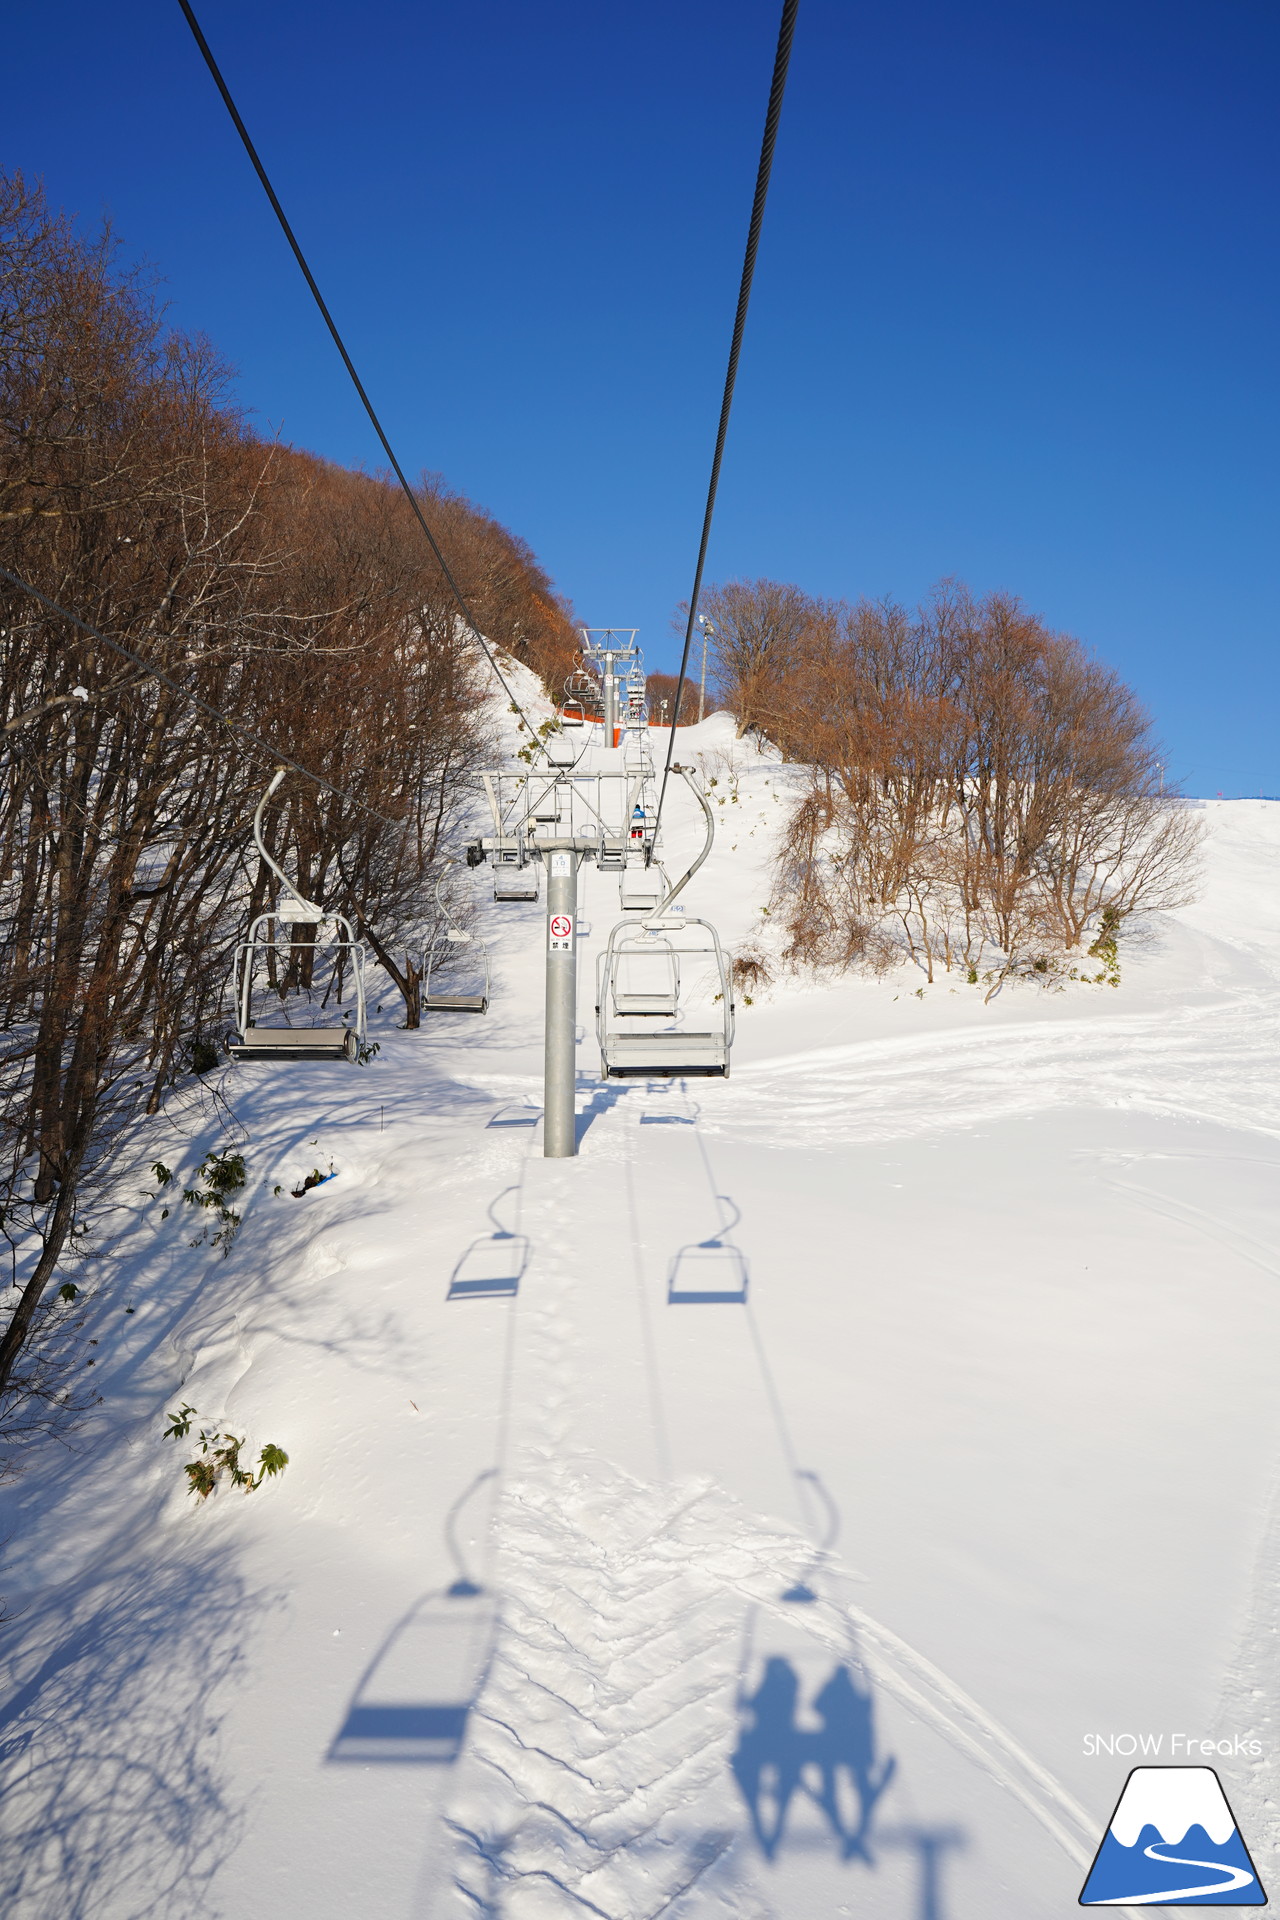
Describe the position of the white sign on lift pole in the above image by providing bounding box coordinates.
[548,913,574,951]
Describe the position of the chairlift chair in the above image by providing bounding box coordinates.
[423,869,490,1013]
[596,915,734,1077]
[559,698,586,729]
[624,667,648,726]
[227,770,368,1062]
[493,854,539,902]
[544,732,578,768]
[619,860,667,913]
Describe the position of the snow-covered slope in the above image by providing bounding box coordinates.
[3,713,1280,1920]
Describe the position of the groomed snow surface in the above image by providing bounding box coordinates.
[4,705,1280,1919]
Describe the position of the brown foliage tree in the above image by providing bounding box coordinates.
[0,171,566,1426]
[700,577,1202,989]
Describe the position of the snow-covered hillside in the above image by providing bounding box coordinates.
[3,708,1279,1920]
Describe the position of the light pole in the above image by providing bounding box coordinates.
[696,615,715,725]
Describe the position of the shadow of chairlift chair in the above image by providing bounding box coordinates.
[227,769,367,1063]
[447,1231,530,1298]
[327,1466,499,1765]
[423,867,490,1013]
[667,1237,749,1303]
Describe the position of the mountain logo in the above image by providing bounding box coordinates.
[1079,1766,1266,1906]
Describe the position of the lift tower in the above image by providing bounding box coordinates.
[471,764,657,1157]
[580,628,639,746]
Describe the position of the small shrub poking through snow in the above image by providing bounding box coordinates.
[182,1152,247,1255]
[164,1404,289,1500]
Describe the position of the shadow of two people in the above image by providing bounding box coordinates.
[732,1656,895,1863]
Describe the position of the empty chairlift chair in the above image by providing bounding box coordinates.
[561,663,597,731]
[492,853,539,902]
[619,860,667,913]
[227,770,368,1062]
[596,916,734,1078]
[544,731,579,769]
[423,870,490,1013]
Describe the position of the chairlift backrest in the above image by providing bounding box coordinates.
[620,865,665,912]
[612,944,679,1016]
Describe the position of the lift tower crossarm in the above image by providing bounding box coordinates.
[476,771,654,867]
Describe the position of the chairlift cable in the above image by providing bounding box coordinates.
[653,0,799,832]
[0,563,406,832]
[175,0,552,764]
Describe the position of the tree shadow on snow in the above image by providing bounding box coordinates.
[0,1533,259,1920]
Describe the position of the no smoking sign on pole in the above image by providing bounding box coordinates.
[548,913,574,952]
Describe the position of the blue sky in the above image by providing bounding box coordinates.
[7,2,1278,793]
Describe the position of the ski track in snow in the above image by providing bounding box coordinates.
[714,993,1280,1148]
[471,991,1280,1156]
[443,1462,800,1919]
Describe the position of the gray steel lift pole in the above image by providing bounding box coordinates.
[601,653,618,741]
[543,850,579,1157]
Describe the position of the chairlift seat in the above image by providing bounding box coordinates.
[228,1026,360,1062]
[599,1028,730,1077]
[232,775,369,1066]
[493,864,539,902]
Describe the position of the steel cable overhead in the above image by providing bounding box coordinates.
[654,0,800,832]
[0,562,410,831]
[175,0,551,763]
